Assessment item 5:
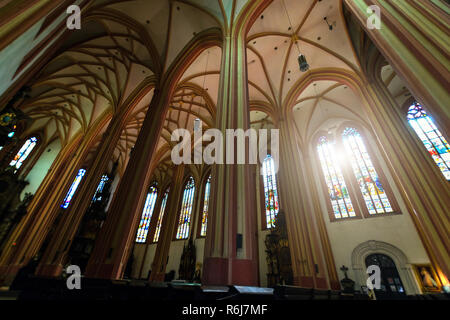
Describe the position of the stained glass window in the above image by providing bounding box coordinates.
[176,177,195,240]
[61,169,86,209]
[135,184,158,243]
[92,175,109,202]
[200,175,211,237]
[342,127,393,214]
[262,155,280,228]
[10,136,38,171]
[153,189,169,243]
[317,136,356,219]
[407,102,450,180]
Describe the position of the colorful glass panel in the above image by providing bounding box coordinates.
[407,102,450,180]
[61,169,86,209]
[10,137,38,171]
[153,189,169,243]
[200,175,211,237]
[135,185,158,243]
[317,136,356,219]
[92,175,109,202]
[176,177,195,240]
[262,155,281,228]
[342,127,393,214]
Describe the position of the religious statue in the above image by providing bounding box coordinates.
[339,265,355,294]
[193,262,202,283]
[264,210,293,287]
[178,238,196,281]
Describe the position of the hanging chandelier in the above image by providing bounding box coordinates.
[298,54,310,72]
[283,0,309,72]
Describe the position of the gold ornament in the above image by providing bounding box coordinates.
[0,113,16,126]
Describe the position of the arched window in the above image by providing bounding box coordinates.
[176,177,195,240]
[135,184,158,243]
[262,154,280,228]
[153,188,169,243]
[92,174,109,202]
[342,127,393,215]
[9,136,38,172]
[365,253,405,294]
[61,169,86,209]
[407,102,450,180]
[317,136,356,219]
[199,175,211,237]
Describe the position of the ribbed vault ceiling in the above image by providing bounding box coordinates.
[12,0,365,180]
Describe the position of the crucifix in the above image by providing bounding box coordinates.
[340,265,349,279]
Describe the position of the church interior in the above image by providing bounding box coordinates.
[0,0,448,302]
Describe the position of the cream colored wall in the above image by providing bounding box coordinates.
[20,138,61,200]
[132,238,205,280]
[0,0,84,97]
[132,243,157,279]
[309,119,429,294]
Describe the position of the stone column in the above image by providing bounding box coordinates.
[35,114,125,277]
[360,77,450,288]
[277,117,330,289]
[149,165,185,282]
[302,154,340,290]
[85,89,171,279]
[344,0,449,136]
[202,33,259,286]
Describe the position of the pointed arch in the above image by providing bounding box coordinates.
[175,176,195,240]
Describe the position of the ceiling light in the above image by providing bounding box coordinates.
[298,54,309,72]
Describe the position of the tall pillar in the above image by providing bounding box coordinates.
[202,33,259,286]
[276,118,330,289]
[35,114,125,277]
[85,89,171,279]
[149,165,185,282]
[303,154,340,290]
[359,78,450,287]
[344,0,449,135]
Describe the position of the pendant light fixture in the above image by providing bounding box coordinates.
[282,0,309,72]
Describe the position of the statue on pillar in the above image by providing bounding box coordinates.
[264,210,293,287]
[178,238,196,282]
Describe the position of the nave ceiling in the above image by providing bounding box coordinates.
[4,0,369,179]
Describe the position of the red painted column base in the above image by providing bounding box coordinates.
[35,264,63,278]
[293,275,314,288]
[203,257,258,286]
[149,272,165,283]
[85,263,122,280]
[330,280,341,290]
[0,265,22,287]
[315,277,329,289]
